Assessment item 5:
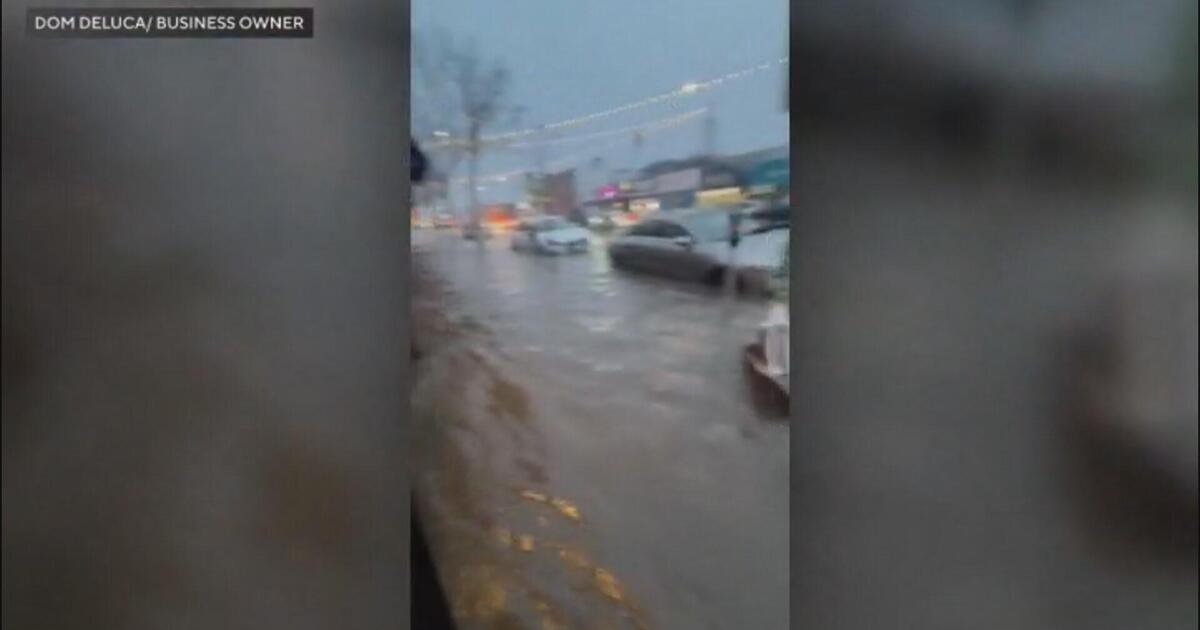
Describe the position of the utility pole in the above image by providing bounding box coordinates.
[588,155,605,199]
[702,102,717,156]
[631,130,644,171]
[531,123,550,175]
[533,148,547,176]
[466,118,481,228]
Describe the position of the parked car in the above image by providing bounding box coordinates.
[744,300,789,399]
[744,236,789,398]
[585,214,616,230]
[432,212,458,229]
[607,208,788,293]
[510,216,591,255]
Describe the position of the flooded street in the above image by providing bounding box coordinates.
[410,229,788,630]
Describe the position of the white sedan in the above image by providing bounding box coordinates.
[510,216,591,255]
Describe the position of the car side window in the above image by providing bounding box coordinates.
[629,221,661,238]
[659,222,689,239]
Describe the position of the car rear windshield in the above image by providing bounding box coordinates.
[536,218,572,231]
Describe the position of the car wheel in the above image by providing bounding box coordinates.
[704,266,727,286]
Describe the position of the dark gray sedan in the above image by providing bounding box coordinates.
[607,209,788,289]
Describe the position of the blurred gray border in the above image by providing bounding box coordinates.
[3,1,413,628]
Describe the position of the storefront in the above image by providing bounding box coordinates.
[583,155,784,215]
[617,167,702,214]
[693,164,746,207]
[744,157,789,202]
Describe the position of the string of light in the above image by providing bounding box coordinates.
[502,107,708,150]
[447,108,704,186]
[425,55,787,150]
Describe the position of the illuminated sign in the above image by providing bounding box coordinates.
[629,199,661,214]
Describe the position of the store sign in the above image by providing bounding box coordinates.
[696,186,744,207]
[629,198,661,214]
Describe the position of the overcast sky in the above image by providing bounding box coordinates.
[413,0,789,203]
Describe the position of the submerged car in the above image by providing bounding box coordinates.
[744,245,790,399]
[510,216,591,254]
[607,208,788,293]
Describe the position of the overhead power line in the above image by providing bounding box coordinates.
[425,56,788,151]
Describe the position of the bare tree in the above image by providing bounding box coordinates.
[412,28,521,226]
[412,29,464,182]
